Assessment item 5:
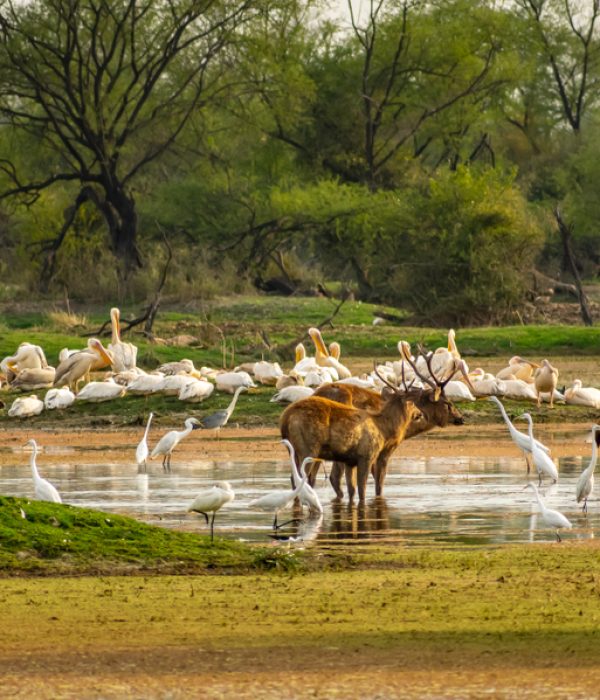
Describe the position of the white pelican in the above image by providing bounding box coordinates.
[525,483,571,542]
[127,372,166,395]
[25,439,61,503]
[110,368,147,386]
[160,373,199,396]
[292,342,319,375]
[303,367,336,387]
[308,328,351,379]
[1,343,48,374]
[489,396,549,472]
[10,367,56,390]
[150,417,200,471]
[576,424,600,513]
[270,386,315,404]
[75,377,125,402]
[178,379,215,403]
[188,481,235,541]
[414,329,464,380]
[215,371,255,394]
[53,338,113,391]
[496,356,539,383]
[108,307,138,372]
[336,376,376,389]
[44,387,75,410]
[249,457,313,529]
[283,439,323,515]
[499,378,538,401]
[565,380,600,409]
[8,395,44,418]
[253,360,284,386]
[198,386,246,436]
[442,381,476,402]
[521,412,559,484]
[533,359,559,408]
[135,412,154,470]
[467,369,506,397]
[158,359,196,375]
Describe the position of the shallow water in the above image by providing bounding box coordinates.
[1,431,597,547]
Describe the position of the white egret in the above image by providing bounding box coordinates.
[576,424,600,513]
[488,396,549,472]
[282,439,323,515]
[135,412,154,470]
[150,417,200,471]
[249,456,313,529]
[521,412,559,485]
[525,483,571,542]
[25,439,62,503]
[188,481,235,542]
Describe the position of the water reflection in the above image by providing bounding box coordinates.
[0,442,597,546]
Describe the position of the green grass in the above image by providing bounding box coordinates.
[0,496,301,574]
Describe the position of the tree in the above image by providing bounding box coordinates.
[0,0,259,285]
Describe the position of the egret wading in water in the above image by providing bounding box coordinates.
[249,457,314,529]
[25,439,62,503]
[281,439,323,515]
[188,482,235,542]
[198,385,247,438]
[525,483,571,542]
[489,396,550,473]
[135,412,154,470]
[150,417,200,471]
[576,424,600,514]
[520,412,559,485]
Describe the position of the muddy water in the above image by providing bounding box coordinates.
[1,424,597,546]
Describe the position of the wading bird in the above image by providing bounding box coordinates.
[249,457,314,529]
[489,396,549,472]
[282,439,323,515]
[135,412,154,470]
[25,439,62,503]
[525,483,571,542]
[188,481,235,542]
[521,412,558,485]
[576,424,600,514]
[198,386,247,437]
[150,417,200,471]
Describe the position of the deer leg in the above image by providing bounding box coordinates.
[329,462,345,499]
[356,459,372,503]
[374,460,388,497]
[345,466,357,502]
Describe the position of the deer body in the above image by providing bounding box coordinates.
[280,393,421,502]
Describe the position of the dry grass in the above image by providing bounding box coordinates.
[45,309,88,331]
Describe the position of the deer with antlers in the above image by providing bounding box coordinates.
[283,346,469,500]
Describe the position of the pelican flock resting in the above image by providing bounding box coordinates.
[2,317,599,544]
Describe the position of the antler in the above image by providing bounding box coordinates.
[373,363,400,394]
[400,343,437,391]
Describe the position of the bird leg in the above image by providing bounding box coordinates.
[524,454,531,474]
[538,472,542,486]
[162,454,168,471]
[210,512,216,542]
[275,517,304,529]
[556,531,562,543]
[583,499,588,515]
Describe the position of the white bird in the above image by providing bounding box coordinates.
[53,338,113,391]
[150,417,200,471]
[282,439,323,515]
[565,380,600,409]
[25,439,62,503]
[75,377,125,402]
[500,378,538,401]
[521,412,559,485]
[178,379,215,403]
[489,396,550,472]
[270,386,314,404]
[44,387,75,410]
[533,359,559,408]
[525,483,571,542]
[8,395,44,418]
[442,380,476,402]
[158,359,196,376]
[127,372,166,395]
[108,307,138,372]
[468,368,506,397]
[135,412,154,470]
[188,481,235,541]
[496,356,539,383]
[249,457,313,529]
[576,424,600,513]
[308,328,352,379]
[253,361,284,386]
[160,373,199,396]
[215,371,255,394]
[10,367,56,390]
[1,342,48,375]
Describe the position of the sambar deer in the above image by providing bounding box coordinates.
[280,387,422,503]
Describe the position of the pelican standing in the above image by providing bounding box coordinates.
[533,359,559,408]
[108,307,138,372]
[525,483,571,542]
[188,482,235,541]
[53,338,113,392]
[249,457,314,529]
[489,396,549,472]
[521,412,559,485]
[135,412,154,470]
[25,439,62,503]
[150,417,200,471]
[576,424,600,513]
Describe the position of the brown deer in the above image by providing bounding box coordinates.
[280,382,424,503]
